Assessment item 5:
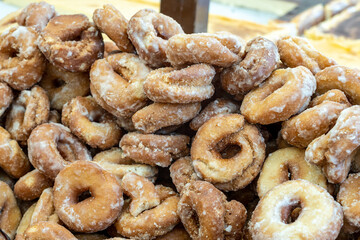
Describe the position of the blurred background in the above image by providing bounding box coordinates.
[0,0,359,68]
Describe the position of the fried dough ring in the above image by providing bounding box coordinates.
[281,90,350,148]
[166,32,244,68]
[240,66,316,125]
[62,96,122,149]
[0,181,21,240]
[305,105,360,183]
[170,157,199,193]
[114,183,180,239]
[120,132,190,167]
[39,63,90,110]
[21,222,77,240]
[127,9,184,68]
[144,64,215,103]
[277,36,336,74]
[90,52,150,118]
[0,26,46,90]
[191,114,265,191]
[221,36,279,96]
[315,65,360,104]
[189,98,239,131]
[38,14,103,72]
[0,127,30,179]
[93,4,134,53]
[249,180,343,240]
[5,86,50,145]
[178,181,247,240]
[28,123,92,180]
[53,161,123,233]
[257,147,327,198]
[14,169,53,201]
[16,2,56,32]
[132,102,201,134]
[0,82,12,117]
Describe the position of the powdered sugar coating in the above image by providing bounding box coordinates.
[0,82,12,117]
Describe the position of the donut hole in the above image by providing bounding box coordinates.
[57,141,77,162]
[6,47,19,58]
[87,111,103,123]
[219,144,241,159]
[280,200,302,224]
[52,78,66,88]
[77,189,92,203]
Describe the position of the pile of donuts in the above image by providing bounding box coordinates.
[1,1,360,240]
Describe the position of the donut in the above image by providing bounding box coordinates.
[189,98,239,131]
[90,52,150,118]
[0,82,13,117]
[120,132,190,167]
[277,36,336,74]
[0,126,30,178]
[249,180,343,240]
[221,36,279,96]
[132,102,201,134]
[305,105,360,183]
[14,169,53,201]
[114,181,179,239]
[16,2,56,32]
[93,4,134,53]
[38,14,103,72]
[39,63,90,110]
[0,26,46,90]
[240,66,316,125]
[315,65,360,104]
[281,90,350,148]
[191,114,265,191]
[92,148,158,182]
[309,89,351,107]
[62,96,122,149]
[53,161,123,232]
[170,157,199,193]
[28,123,92,180]
[178,181,247,240]
[0,181,21,240]
[29,188,58,225]
[144,64,215,104]
[337,173,360,233]
[257,147,327,198]
[127,9,184,68]
[5,85,50,145]
[21,222,77,240]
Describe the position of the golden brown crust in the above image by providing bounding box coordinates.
[22,221,77,240]
[132,102,201,134]
[0,82,13,117]
[14,169,53,201]
[240,66,316,125]
[221,36,279,96]
[38,14,103,72]
[93,4,134,53]
[189,98,239,131]
[277,36,336,74]
[39,63,90,110]
[170,157,199,193]
[315,65,360,104]
[28,123,91,180]
[0,26,46,90]
[0,181,21,240]
[155,225,191,240]
[62,96,122,149]
[166,32,244,68]
[5,86,50,145]
[128,9,184,68]
[16,2,56,32]
[53,161,123,233]
[178,181,246,240]
[120,132,190,167]
[90,53,150,118]
[0,127,30,179]
[143,64,215,104]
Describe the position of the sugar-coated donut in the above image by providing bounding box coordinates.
[38,14,103,72]
[28,123,92,180]
[127,9,184,68]
[0,82,12,117]
[53,161,123,233]
[257,147,327,198]
[0,26,46,90]
[249,180,343,240]
[21,221,77,240]
[240,66,316,125]
[170,157,199,193]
